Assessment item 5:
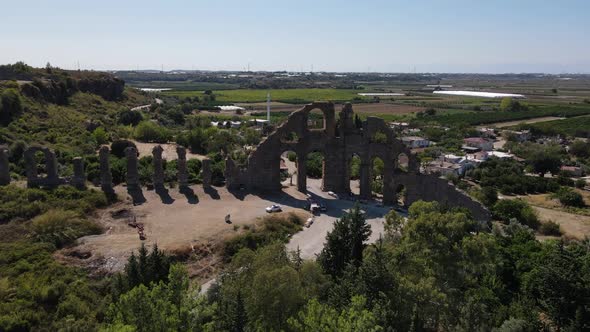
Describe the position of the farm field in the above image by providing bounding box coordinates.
[485,116,565,128]
[522,115,590,137]
[238,101,424,115]
[163,88,367,103]
[128,80,240,91]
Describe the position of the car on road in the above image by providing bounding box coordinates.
[310,203,320,215]
[265,204,282,213]
[319,202,327,212]
[327,191,338,198]
[305,217,314,228]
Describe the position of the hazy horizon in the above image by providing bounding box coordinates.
[2,0,589,74]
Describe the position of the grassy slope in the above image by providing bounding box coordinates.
[0,88,150,156]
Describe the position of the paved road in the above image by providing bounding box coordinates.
[285,178,397,260]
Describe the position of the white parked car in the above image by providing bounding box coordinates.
[327,191,338,199]
[265,204,282,213]
[305,217,314,228]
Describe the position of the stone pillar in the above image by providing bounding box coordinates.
[382,162,395,205]
[176,146,188,188]
[44,150,59,184]
[152,145,164,188]
[296,152,307,193]
[0,147,10,186]
[408,154,419,173]
[24,149,38,185]
[322,144,347,193]
[24,147,60,188]
[72,157,86,190]
[359,160,371,200]
[99,146,113,193]
[125,147,139,189]
[202,158,212,188]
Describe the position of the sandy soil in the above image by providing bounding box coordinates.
[533,206,590,239]
[131,140,205,160]
[486,116,564,128]
[506,193,590,239]
[73,184,311,272]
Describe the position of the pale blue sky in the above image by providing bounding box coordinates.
[2,0,589,73]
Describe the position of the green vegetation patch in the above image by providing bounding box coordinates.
[163,88,366,104]
[0,185,108,224]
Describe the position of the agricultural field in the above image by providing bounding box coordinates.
[127,80,240,91]
[518,115,590,137]
[163,88,368,103]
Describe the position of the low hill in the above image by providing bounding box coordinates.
[0,62,151,154]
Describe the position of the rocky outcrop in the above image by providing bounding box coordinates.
[77,75,125,101]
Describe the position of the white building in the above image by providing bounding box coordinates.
[401,136,431,148]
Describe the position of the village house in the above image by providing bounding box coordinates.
[477,128,496,139]
[463,137,494,151]
[560,165,583,177]
[401,136,431,148]
[424,159,465,177]
[502,129,531,142]
[211,120,242,129]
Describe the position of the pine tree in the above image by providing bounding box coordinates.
[318,204,371,278]
[148,243,169,283]
[138,243,149,285]
[125,252,141,289]
[233,291,247,332]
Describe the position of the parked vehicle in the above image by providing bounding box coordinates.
[265,204,282,213]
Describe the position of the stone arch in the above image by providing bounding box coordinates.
[347,153,362,195]
[370,156,385,198]
[24,146,62,188]
[396,152,410,172]
[280,150,298,188]
[394,183,408,207]
[300,102,336,137]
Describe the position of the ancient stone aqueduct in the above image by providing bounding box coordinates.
[0,102,490,221]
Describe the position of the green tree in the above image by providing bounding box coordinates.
[134,121,170,143]
[0,88,23,125]
[479,186,499,207]
[318,204,371,278]
[288,296,382,332]
[530,149,562,177]
[492,199,540,229]
[525,242,590,330]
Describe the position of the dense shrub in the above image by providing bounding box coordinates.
[0,88,23,125]
[110,139,137,158]
[223,212,303,260]
[468,158,559,195]
[30,209,102,248]
[492,199,540,229]
[0,185,107,223]
[539,221,562,236]
[133,121,171,143]
[554,187,585,207]
[118,109,143,126]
